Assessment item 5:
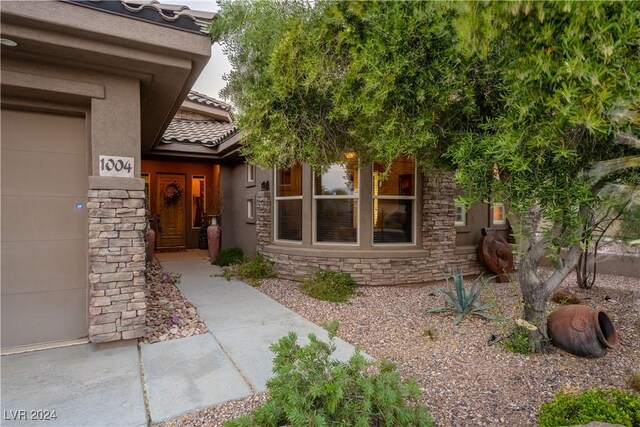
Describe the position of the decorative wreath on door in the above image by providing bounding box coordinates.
[162,181,184,206]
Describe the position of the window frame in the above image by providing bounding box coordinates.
[246,197,255,223]
[191,174,206,229]
[273,165,303,244]
[491,202,506,225]
[371,159,417,246]
[312,162,360,246]
[247,164,256,186]
[454,202,466,227]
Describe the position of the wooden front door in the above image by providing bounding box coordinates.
[157,174,186,247]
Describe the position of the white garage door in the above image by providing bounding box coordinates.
[1,108,88,351]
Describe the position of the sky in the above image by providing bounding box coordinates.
[179,1,231,100]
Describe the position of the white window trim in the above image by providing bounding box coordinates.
[454,203,466,227]
[247,198,255,220]
[273,167,303,244]
[312,166,360,246]
[247,164,255,183]
[372,161,417,246]
[492,202,506,225]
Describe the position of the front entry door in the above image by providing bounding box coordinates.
[156,174,186,247]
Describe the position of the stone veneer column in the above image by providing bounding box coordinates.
[422,172,459,277]
[256,190,272,252]
[87,188,147,342]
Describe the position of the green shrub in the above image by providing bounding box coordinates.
[538,388,640,427]
[212,247,244,266]
[223,322,434,427]
[300,269,357,302]
[500,325,534,355]
[428,273,500,325]
[550,288,581,305]
[224,254,276,286]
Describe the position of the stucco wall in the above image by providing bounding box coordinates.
[221,162,270,255]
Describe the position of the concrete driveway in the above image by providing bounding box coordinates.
[1,250,361,426]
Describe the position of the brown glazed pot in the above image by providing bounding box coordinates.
[547,304,619,357]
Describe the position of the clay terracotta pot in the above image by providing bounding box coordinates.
[145,228,155,264]
[207,220,221,260]
[547,304,619,357]
[477,228,513,283]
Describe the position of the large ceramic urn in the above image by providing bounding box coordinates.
[547,304,619,357]
[207,216,221,260]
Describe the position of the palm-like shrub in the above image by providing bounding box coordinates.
[428,274,499,325]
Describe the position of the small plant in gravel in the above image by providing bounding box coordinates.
[428,273,500,325]
[538,388,640,427]
[300,269,357,303]
[212,247,244,266]
[500,325,534,355]
[170,272,182,284]
[629,371,640,393]
[222,321,434,427]
[550,288,581,305]
[421,325,438,340]
[223,254,276,287]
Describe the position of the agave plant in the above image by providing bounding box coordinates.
[428,273,500,325]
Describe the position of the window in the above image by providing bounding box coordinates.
[372,157,415,244]
[247,198,255,220]
[314,153,359,244]
[492,203,506,225]
[275,164,303,241]
[247,164,255,184]
[454,203,466,226]
[191,175,206,228]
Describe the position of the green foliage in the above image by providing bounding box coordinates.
[300,269,357,303]
[223,324,434,427]
[500,325,534,355]
[538,388,640,427]
[213,0,640,247]
[428,274,499,325]
[212,247,244,267]
[223,254,276,287]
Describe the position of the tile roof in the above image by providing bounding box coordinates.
[187,90,233,112]
[162,119,238,147]
[68,0,215,34]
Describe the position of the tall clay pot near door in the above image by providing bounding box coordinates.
[207,216,221,259]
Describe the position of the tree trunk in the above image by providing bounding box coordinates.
[518,247,553,352]
[517,235,583,352]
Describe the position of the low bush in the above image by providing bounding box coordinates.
[300,269,357,302]
[212,247,244,266]
[223,322,434,427]
[550,288,581,305]
[223,254,276,287]
[500,325,534,355]
[538,388,640,427]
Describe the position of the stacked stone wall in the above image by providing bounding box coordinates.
[257,173,480,286]
[88,189,147,342]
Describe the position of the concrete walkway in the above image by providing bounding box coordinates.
[1,250,361,426]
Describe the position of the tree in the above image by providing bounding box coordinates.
[212,1,640,352]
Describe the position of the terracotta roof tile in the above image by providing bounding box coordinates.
[69,0,215,34]
[187,90,233,112]
[162,119,237,146]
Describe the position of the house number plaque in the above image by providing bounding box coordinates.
[99,155,134,177]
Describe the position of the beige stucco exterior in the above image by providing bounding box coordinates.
[0,0,213,351]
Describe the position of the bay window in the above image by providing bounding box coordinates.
[373,156,416,244]
[314,153,359,244]
[275,163,303,241]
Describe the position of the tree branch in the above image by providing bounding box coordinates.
[585,155,640,189]
[615,132,640,149]
[543,243,582,296]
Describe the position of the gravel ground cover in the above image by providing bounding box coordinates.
[141,262,209,344]
[158,271,639,427]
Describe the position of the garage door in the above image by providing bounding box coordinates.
[1,108,88,351]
